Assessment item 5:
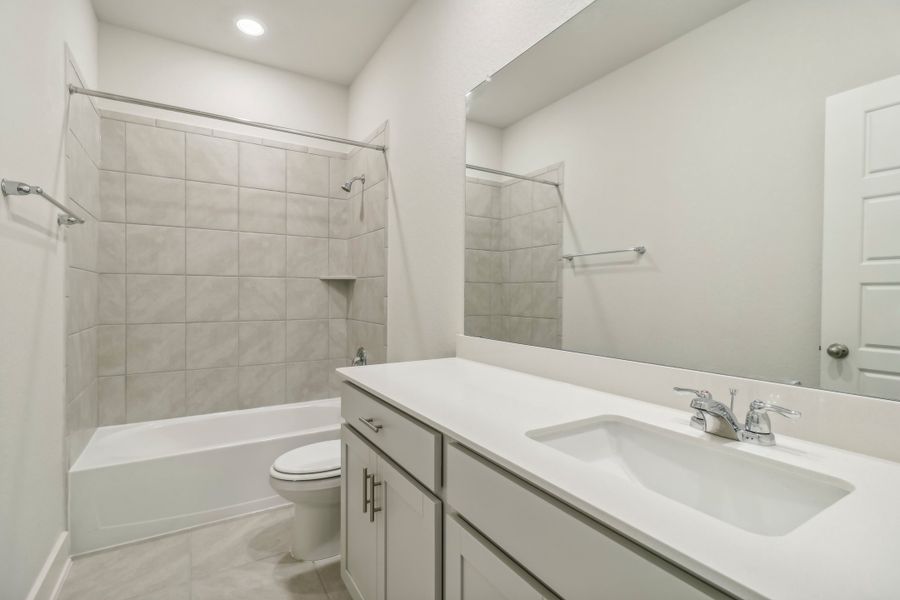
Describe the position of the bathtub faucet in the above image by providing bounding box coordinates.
[352,347,368,367]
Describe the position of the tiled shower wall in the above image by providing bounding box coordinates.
[65,57,102,465]
[464,164,562,349]
[94,110,387,424]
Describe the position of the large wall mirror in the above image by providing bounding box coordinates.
[464,0,900,402]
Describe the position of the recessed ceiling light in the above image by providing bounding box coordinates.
[236,18,265,37]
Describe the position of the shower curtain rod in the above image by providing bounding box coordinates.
[68,85,386,152]
[465,164,559,187]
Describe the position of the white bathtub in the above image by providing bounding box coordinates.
[69,398,341,554]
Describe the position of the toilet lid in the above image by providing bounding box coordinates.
[273,440,341,477]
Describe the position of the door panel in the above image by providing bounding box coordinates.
[341,425,378,600]
[445,514,557,600]
[376,454,441,600]
[821,74,900,400]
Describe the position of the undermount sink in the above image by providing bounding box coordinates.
[527,416,852,536]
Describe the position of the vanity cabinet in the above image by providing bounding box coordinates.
[340,385,442,600]
[341,380,732,600]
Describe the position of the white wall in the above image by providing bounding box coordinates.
[98,24,350,152]
[465,120,503,171]
[0,0,97,597]
[497,0,900,387]
[348,0,592,361]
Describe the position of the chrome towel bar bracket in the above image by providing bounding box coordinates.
[1,179,84,226]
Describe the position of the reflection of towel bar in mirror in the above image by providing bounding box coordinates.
[562,246,646,261]
[465,163,559,187]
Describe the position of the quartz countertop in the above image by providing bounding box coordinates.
[338,357,900,600]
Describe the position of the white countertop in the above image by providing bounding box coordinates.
[338,357,900,600]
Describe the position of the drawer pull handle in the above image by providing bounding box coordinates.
[368,472,382,523]
[358,417,383,433]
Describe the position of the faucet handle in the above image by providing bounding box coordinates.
[673,387,713,400]
[748,400,801,420]
[742,400,801,446]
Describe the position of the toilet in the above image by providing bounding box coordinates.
[269,439,341,561]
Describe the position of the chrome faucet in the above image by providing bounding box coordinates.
[673,388,801,446]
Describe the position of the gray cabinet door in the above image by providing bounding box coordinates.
[341,425,378,600]
[445,514,559,600]
[376,452,442,600]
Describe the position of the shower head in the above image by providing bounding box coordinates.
[341,174,365,193]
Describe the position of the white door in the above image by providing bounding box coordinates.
[341,426,378,600]
[822,73,900,400]
[445,514,559,600]
[376,454,441,600]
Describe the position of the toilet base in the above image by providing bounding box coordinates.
[287,485,340,561]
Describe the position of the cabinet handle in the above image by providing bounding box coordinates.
[368,472,382,523]
[362,467,370,514]
[358,417,382,433]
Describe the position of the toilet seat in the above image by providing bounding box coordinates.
[271,439,341,482]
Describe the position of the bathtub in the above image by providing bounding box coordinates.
[69,398,341,554]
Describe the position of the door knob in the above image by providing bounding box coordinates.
[826,343,850,359]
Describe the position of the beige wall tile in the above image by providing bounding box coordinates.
[329,319,347,359]
[238,277,285,320]
[286,319,329,362]
[186,276,239,322]
[98,324,126,376]
[100,118,125,171]
[238,364,285,408]
[238,232,285,276]
[126,323,186,373]
[99,273,126,324]
[238,188,285,234]
[126,274,186,323]
[286,361,331,402]
[286,278,329,320]
[239,143,285,191]
[126,371,187,422]
[126,174,185,227]
[286,151,329,197]
[187,229,238,276]
[98,222,126,273]
[126,224,185,274]
[186,367,238,416]
[186,134,238,185]
[67,267,98,334]
[286,236,328,277]
[239,321,286,365]
[286,194,329,237]
[187,323,238,369]
[126,122,185,178]
[186,182,238,230]
[99,170,125,222]
[98,376,126,426]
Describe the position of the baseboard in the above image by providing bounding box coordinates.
[25,532,70,600]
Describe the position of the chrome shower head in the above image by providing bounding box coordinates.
[342,174,365,193]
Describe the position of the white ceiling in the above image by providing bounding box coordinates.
[91,0,417,85]
[467,0,748,128]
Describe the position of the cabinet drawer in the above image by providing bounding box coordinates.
[342,382,441,492]
[446,443,731,600]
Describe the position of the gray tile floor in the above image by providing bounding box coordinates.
[58,507,350,600]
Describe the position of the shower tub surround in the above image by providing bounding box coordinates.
[65,56,103,467]
[464,164,563,348]
[94,110,388,425]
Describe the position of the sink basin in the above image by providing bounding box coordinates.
[527,416,852,536]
